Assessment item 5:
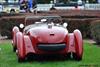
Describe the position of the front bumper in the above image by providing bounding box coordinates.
[37,43,66,51]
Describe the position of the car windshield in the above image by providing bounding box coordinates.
[24,16,63,33]
[25,16,62,25]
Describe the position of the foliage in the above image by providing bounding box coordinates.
[90,20,100,44]
[0,17,96,39]
[62,19,91,38]
[0,13,21,17]
[0,19,20,39]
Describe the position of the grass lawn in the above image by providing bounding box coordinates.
[0,40,100,67]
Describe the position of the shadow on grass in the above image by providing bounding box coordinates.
[92,43,100,47]
[21,54,79,63]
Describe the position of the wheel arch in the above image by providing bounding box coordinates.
[12,26,19,48]
[74,29,83,59]
[16,32,25,59]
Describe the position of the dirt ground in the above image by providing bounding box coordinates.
[84,39,96,44]
[0,39,11,44]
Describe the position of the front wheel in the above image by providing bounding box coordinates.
[18,57,25,62]
[16,32,25,62]
[73,53,82,61]
[13,46,17,52]
[74,29,83,61]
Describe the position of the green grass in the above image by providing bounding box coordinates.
[0,40,100,67]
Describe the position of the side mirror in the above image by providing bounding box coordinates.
[19,24,24,29]
[63,23,68,28]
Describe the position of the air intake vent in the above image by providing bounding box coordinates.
[50,34,55,36]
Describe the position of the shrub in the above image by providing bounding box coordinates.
[90,20,100,44]
[62,19,91,38]
[0,19,21,39]
[0,15,99,39]
[0,12,22,17]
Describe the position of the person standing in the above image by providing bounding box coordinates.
[20,0,28,12]
[28,0,37,13]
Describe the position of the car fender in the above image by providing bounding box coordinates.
[12,26,19,47]
[74,29,83,58]
[16,32,25,59]
[24,35,35,55]
[67,33,75,53]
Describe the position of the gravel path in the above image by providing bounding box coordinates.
[84,39,96,44]
[0,40,11,44]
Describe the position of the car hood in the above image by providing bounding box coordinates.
[28,26,68,43]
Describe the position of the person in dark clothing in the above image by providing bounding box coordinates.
[32,0,37,9]
[28,0,37,13]
[20,0,29,12]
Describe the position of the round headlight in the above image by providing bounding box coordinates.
[63,23,68,28]
[19,24,24,29]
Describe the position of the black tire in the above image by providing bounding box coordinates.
[10,9,15,13]
[27,53,36,61]
[13,46,16,52]
[66,53,71,59]
[18,57,25,62]
[17,49,25,62]
[73,53,82,61]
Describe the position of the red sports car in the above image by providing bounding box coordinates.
[12,16,83,62]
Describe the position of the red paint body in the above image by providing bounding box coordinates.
[12,16,83,61]
[28,26,68,54]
